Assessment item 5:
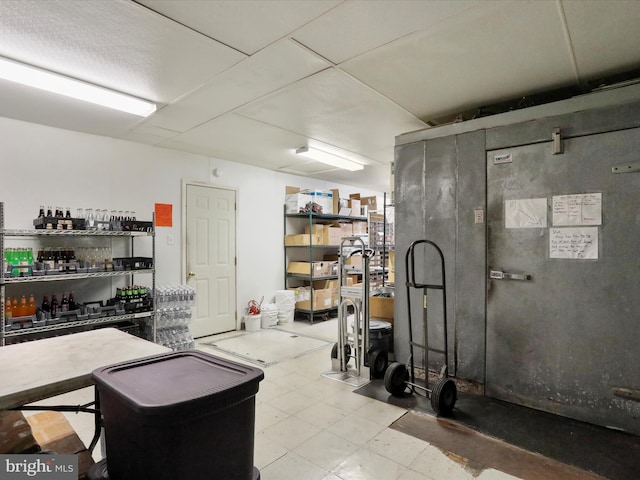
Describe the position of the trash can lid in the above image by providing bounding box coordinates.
[351,319,393,331]
[92,350,264,417]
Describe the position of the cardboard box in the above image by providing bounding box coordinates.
[303,224,343,245]
[327,227,343,245]
[292,287,333,311]
[352,221,368,235]
[360,196,385,212]
[285,192,313,214]
[26,411,94,479]
[349,199,361,217]
[370,296,394,321]
[287,261,330,277]
[285,233,321,246]
[340,223,353,237]
[301,189,334,215]
[331,189,340,216]
[0,410,39,454]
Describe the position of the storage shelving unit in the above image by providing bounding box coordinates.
[368,193,395,288]
[284,208,368,323]
[0,202,155,346]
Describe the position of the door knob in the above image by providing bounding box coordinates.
[187,271,196,278]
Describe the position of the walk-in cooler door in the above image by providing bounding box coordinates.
[486,126,640,434]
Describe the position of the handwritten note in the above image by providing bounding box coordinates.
[505,198,547,228]
[552,193,602,226]
[550,227,598,259]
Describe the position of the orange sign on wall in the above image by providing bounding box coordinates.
[155,203,173,227]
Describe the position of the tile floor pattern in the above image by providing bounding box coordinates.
[28,319,523,480]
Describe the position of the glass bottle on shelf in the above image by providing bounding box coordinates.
[5,297,12,320]
[41,295,51,313]
[51,294,59,317]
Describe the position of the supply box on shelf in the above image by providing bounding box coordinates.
[285,186,337,215]
[290,286,333,311]
[287,261,335,277]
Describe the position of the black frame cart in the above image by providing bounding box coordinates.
[384,239,457,416]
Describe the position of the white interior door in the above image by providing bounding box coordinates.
[185,183,237,337]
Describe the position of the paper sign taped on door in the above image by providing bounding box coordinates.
[550,227,598,259]
[552,193,602,226]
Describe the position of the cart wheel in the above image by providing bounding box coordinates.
[331,343,352,361]
[431,377,457,416]
[369,349,388,379]
[384,362,408,396]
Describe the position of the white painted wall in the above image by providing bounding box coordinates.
[0,117,381,330]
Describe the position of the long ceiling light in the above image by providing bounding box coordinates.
[295,146,364,171]
[0,56,157,117]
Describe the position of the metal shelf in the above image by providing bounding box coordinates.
[286,274,338,281]
[2,268,154,285]
[285,213,368,222]
[3,311,153,338]
[1,228,153,237]
[1,202,157,346]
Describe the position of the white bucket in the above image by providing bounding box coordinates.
[244,314,261,332]
[275,290,295,324]
[261,303,279,328]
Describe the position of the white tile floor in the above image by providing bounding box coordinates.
[29,319,524,480]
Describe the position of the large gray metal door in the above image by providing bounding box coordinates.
[486,127,640,434]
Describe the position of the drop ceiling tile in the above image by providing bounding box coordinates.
[0,0,245,103]
[341,0,577,121]
[234,68,427,163]
[562,0,640,79]
[135,0,341,55]
[146,39,331,132]
[293,0,479,64]
[160,113,312,170]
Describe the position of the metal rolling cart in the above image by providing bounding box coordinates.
[324,237,389,386]
[384,239,457,416]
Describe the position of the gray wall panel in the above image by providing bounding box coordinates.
[454,130,487,383]
[394,141,426,365]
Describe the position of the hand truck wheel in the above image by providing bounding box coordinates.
[368,348,388,379]
[384,361,408,396]
[430,377,457,416]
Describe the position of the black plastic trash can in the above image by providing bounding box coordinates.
[91,350,264,480]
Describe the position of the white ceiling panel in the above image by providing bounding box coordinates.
[160,113,312,170]
[135,0,341,55]
[147,39,331,132]
[235,68,427,164]
[0,0,245,103]
[293,0,479,64]
[562,0,640,79]
[341,0,577,121]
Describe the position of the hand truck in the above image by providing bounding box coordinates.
[384,239,457,416]
[328,237,389,383]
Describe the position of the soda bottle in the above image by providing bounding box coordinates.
[61,293,69,312]
[38,205,45,218]
[18,295,28,317]
[51,294,59,317]
[41,295,51,313]
[5,297,12,320]
[11,297,18,318]
[68,292,76,311]
[46,206,53,217]
[28,294,36,316]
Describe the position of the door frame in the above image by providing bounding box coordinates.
[181,180,240,331]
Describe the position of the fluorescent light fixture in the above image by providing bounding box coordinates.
[0,56,157,117]
[295,146,364,171]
